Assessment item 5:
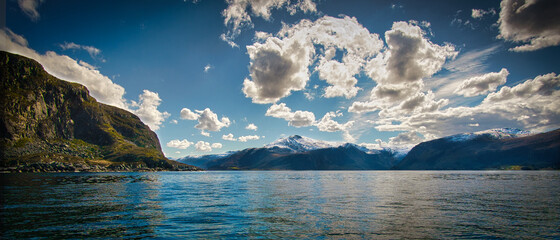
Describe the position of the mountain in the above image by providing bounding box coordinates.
[265,135,344,152]
[179,135,399,170]
[178,152,235,169]
[0,51,199,172]
[394,128,560,170]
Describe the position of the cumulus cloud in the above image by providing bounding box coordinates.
[316,111,354,132]
[454,68,509,97]
[180,108,200,120]
[483,72,560,103]
[221,0,317,46]
[195,108,231,132]
[212,143,223,149]
[265,103,315,127]
[18,0,42,21]
[195,141,213,152]
[238,135,260,142]
[374,73,560,137]
[166,139,194,149]
[369,130,426,150]
[200,130,211,137]
[367,21,457,85]
[246,123,258,131]
[243,16,384,103]
[180,107,231,132]
[132,90,170,131]
[350,21,457,115]
[0,29,128,109]
[498,0,560,51]
[387,131,425,146]
[243,36,312,103]
[222,133,237,141]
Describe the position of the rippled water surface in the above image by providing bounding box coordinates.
[1,171,559,239]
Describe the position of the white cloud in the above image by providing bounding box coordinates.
[471,8,496,19]
[18,0,42,21]
[483,72,560,104]
[350,21,457,115]
[265,103,315,127]
[180,107,200,120]
[204,64,212,73]
[221,0,317,46]
[367,21,457,85]
[246,123,258,131]
[166,139,194,149]
[200,130,211,137]
[170,119,178,124]
[222,133,237,141]
[212,143,223,149]
[0,29,128,109]
[454,68,509,97]
[242,35,312,103]
[374,73,560,137]
[195,108,231,131]
[132,90,170,131]
[370,130,426,150]
[243,16,384,103]
[316,111,354,132]
[431,45,501,98]
[195,141,213,152]
[238,135,260,142]
[443,45,500,74]
[60,42,103,60]
[498,0,560,51]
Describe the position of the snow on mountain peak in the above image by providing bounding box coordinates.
[265,135,344,152]
[446,128,533,142]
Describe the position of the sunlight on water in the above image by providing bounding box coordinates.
[1,171,559,239]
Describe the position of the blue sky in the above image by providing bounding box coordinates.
[3,0,560,157]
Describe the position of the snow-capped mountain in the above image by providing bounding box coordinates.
[446,128,533,142]
[265,135,345,152]
[396,128,559,170]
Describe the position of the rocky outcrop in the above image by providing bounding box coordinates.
[0,51,200,172]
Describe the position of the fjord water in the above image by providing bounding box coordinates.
[1,171,559,239]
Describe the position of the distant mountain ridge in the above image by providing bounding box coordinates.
[445,128,533,142]
[180,135,404,170]
[180,128,559,170]
[395,128,559,170]
[265,135,344,152]
[0,51,199,172]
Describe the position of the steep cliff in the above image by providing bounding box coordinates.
[0,51,199,172]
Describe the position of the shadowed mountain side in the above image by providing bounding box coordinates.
[0,51,199,172]
[394,129,560,170]
[191,144,397,170]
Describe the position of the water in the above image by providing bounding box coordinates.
[1,171,559,239]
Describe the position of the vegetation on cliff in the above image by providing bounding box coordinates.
[0,51,199,172]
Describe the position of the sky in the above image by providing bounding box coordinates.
[2,0,560,158]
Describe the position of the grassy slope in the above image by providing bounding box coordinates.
[0,51,199,171]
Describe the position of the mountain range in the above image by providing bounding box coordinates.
[0,51,199,172]
[180,129,560,170]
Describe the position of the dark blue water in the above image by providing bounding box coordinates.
[1,171,559,239]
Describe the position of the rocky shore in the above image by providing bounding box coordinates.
[0,161,201,173]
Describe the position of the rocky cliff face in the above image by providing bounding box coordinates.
[0,51,199,172]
